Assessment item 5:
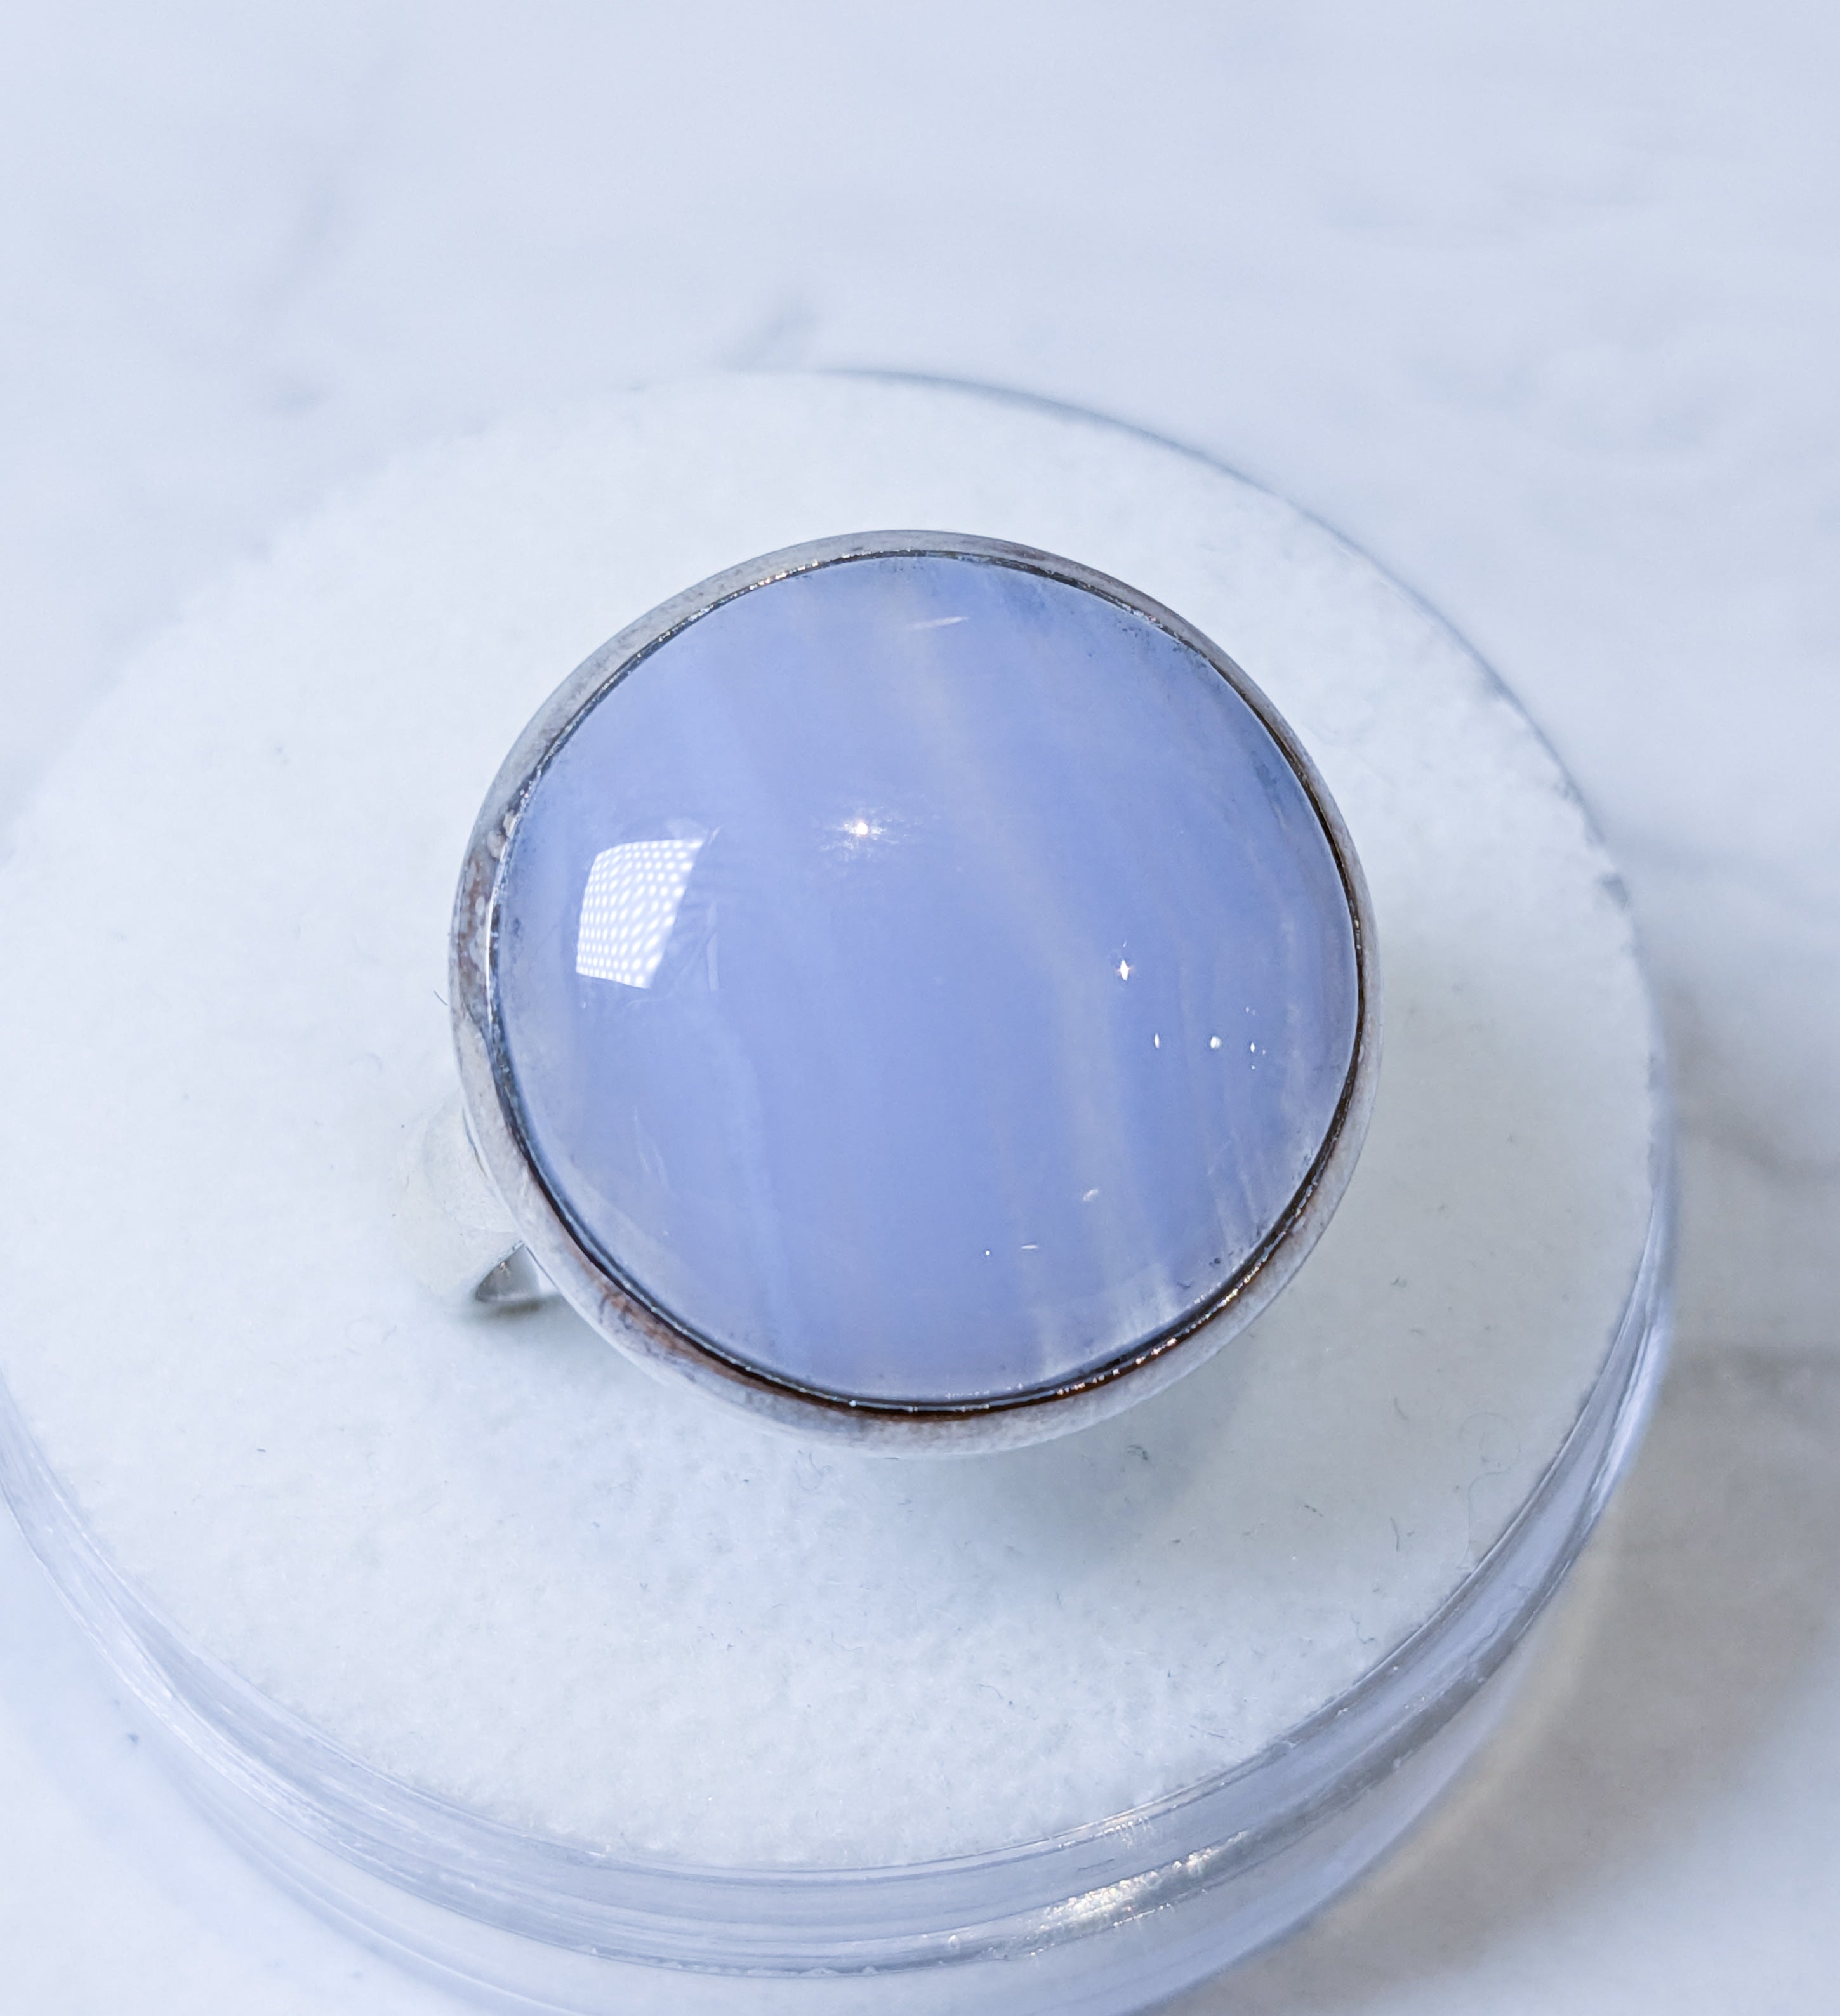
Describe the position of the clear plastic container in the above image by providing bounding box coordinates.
[0,374,1671,2013]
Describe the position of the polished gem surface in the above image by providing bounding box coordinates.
[494,553,1359,1404]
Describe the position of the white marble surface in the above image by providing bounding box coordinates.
[1,4,1835,2010]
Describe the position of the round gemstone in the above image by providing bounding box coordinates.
[493,552,1360,1406]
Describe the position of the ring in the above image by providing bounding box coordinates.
[401,532,1379,1451]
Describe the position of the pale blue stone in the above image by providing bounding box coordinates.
[494,554,1358,1405]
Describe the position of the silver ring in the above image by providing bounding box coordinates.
[411,532,1379,1452]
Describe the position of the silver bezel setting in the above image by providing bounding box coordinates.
[451,532,1380,1452]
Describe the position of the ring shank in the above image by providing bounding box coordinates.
[394,1093,554,1310]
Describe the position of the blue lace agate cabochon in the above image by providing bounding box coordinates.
[493,553,1360,1407]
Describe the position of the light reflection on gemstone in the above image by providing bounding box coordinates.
[574,836,706,989]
